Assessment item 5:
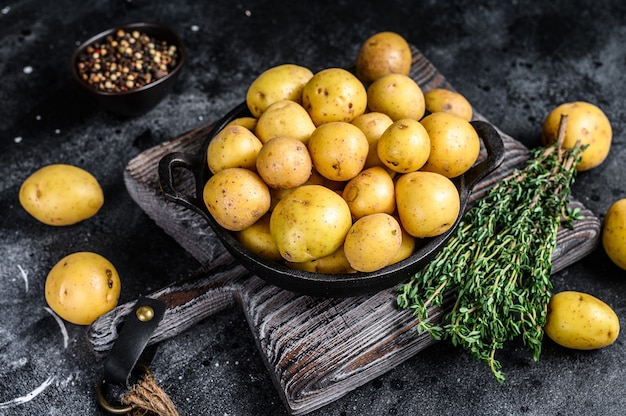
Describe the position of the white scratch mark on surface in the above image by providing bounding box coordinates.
[17,264,29,292]
[0,375,55,409]
[44,307,69,349]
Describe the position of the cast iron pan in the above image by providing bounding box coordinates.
[158,102,505,297]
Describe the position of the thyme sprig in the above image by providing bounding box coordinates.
[397,115,584,383]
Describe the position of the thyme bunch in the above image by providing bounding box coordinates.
[397,116,584,383]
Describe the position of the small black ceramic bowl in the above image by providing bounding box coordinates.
[70,22,185,116]
[159,103,505,298]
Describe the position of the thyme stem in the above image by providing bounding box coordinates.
[397,115,584,383]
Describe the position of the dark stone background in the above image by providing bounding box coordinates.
[1,0,625,414]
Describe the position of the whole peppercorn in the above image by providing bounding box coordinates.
[76,29,179,92]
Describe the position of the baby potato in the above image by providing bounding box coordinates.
[308,122,369,181]
[541,101,612,171]
[302,67,367,126]
[256,136,312,189]
[203,168,271,231]
[389,227,417,265]
[19,164,104,226]
[366,73,425,121]
[424,88,473,121]
[602,198,626,270]
[395,171,460,238]
[226,116,258,132]
[287,245,355,274]
[255,100,316,144]
[45,252,121,325]
[351,112,394,169]
[207,124,263,173]
[342,166,396,219]
[344,213,403,272]
[419,112,481,178]
[356,31,412,84]
[270,185,352,263]
[236,213,283,262]
[544,291,620,350]
[377,118,431,173]
[246,64,314,118]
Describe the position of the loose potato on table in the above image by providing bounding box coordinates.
[356,31,412,84]
[541,101,612,171]
[544,291,620,350]
[602,198,626,270]
[203,168,271,231]
[206,124,263,173]
[419,111,481,178]
[246,63,314,118]
[302,67,367,126]
[19,163,104,226]
[45,251,121,325]
[367,73,425,121]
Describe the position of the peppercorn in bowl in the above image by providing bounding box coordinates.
[71,22,185,116]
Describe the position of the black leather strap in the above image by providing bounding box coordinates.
[102,296,166,387]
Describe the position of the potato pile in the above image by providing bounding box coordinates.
[204,32,480,274]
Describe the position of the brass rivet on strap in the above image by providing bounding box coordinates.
[135,305,155,322]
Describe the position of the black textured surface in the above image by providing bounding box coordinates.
[1,1,625,415]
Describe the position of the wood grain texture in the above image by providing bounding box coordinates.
[89,46,601,415]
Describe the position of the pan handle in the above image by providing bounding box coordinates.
[158,151,207,217]
[464,120,506,189]
[87,252,251,356]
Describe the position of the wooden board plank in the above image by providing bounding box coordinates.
[88,46,601,415]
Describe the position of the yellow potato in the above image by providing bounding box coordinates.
[342,166,396,219]
[307,122,369,181]
[45,252,121,325]
[287,245,355,274]
[395,171,460,238]
[541,101,612,171]
[366,73,425,121]
[377,118,430,173]
[602,198,626,270]
[419,112,481,178]
[203,168,271,231]
[389,227,417,265]
[19,164,104,226]
[226,116,258,131]
[302,67,367,126]
[246,64,314,118]
[206,124,263,173]
[256,136,312,189]
[270,185,352,263]
[255,99,317,144]
[236,213,282,262]
[424,88,473,121]
[356,31,412,84]
[351,112,394,169]
[544,291,620,350]
[343,213,403,272]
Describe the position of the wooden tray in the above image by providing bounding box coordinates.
[88,46,601,415]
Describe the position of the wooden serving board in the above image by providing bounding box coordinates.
[88,46,601,415]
